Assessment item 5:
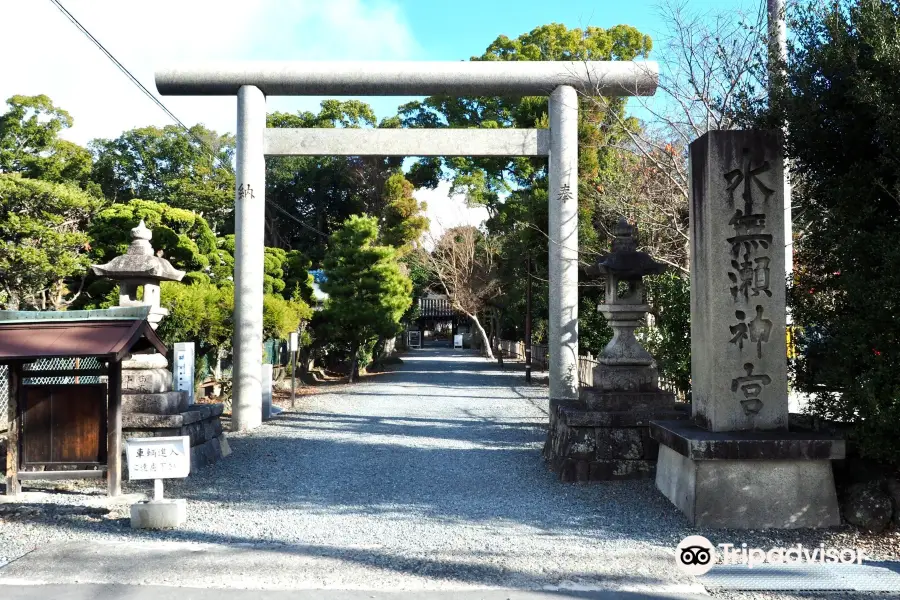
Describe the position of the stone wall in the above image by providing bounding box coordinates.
[544,398,688,482]
[123,403,229,473]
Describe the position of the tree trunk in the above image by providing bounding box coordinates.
[467,312,494,359]
[487,311,495,352]
[348,342,360,383]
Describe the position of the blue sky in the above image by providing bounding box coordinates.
[270,0,756,124]
[0,0,755,141]
[0,0,754,233]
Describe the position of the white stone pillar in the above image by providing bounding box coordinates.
[233,85,266,431]
[548,85,579,400]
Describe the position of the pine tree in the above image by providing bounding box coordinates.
[321,215,412,381]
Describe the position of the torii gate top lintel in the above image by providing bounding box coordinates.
[154,60,658,97]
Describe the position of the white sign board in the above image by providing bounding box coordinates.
[289,331,299,352]
[454,334,463,349]
[408,330,421,348]
[126,436,191,480]
[174,342,195,406]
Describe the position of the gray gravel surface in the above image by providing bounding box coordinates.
[1,345,898,598]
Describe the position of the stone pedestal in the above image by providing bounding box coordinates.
[121,352,229,472]
[545,217,690,481]
[130,498,187,529]
[652,130,843,528]
[653,420,844,528]
[545,397,688,481]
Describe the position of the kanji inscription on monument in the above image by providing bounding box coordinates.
[689,131,788,432]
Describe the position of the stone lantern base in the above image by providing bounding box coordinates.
[544,390,689,482]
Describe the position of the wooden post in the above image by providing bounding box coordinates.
[5,363,21,496]
[525,256,532,383]
[107,359,123,497]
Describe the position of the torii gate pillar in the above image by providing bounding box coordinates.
[233,85,267,431]
[548,85,580,400]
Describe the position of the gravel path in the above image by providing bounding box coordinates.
[1,344,898,597]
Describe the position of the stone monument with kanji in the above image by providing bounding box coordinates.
[651,130,844,528]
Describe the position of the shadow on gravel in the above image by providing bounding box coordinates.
[0,512,687,594]
[150,415,686,547]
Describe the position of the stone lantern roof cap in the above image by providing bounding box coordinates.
[91,220,186,283]
[593,218,667,279]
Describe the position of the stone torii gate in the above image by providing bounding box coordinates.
[155,61,658,431]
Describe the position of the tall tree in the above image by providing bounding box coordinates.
[400,23,653,356]
[0,174,101,310]
[320,215,412,381]
[90,124,235,231]
[0,94,94,189]
[768,0,900,464]
[423,226,500,358]
[380,171,429,253]
[265,101,406,259]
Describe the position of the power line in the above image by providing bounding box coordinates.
[48,0,194,135]
[265,199,329,238]
[49,0,330,240]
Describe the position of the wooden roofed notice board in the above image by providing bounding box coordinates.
[0,307,167,497]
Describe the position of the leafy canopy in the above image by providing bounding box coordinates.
[0,174,102,310]
[0,95,94,189]
[90,124,236,232]
[773,0,900,463]
[320,215,412,376]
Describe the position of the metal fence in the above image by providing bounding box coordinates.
[0,358,103,433]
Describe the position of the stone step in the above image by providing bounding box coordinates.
[123,404,226,448]
[122,391,186,415]
[123,403,223,429]
[122,368,173,394]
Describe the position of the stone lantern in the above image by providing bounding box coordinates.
[591,217,666,393]
[91,220,185,329]
[90,220,230,494]
[543,217,688,482]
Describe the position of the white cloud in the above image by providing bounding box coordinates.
[416,181,490,249]
[0,0,419,145]
[1,1,483,232]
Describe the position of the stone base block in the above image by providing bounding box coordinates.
[123,391,186,415]
[122,368,173,394]
[655,444,840,528]
[130,499,186,529]
[592,364,658,393]
[123,403,224,430]
[123,404,228,474]
[651,420,845,528]
[189,435,229,472]
[544,398,689,482]
[122,353,169,370]
[581,389,676,412]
